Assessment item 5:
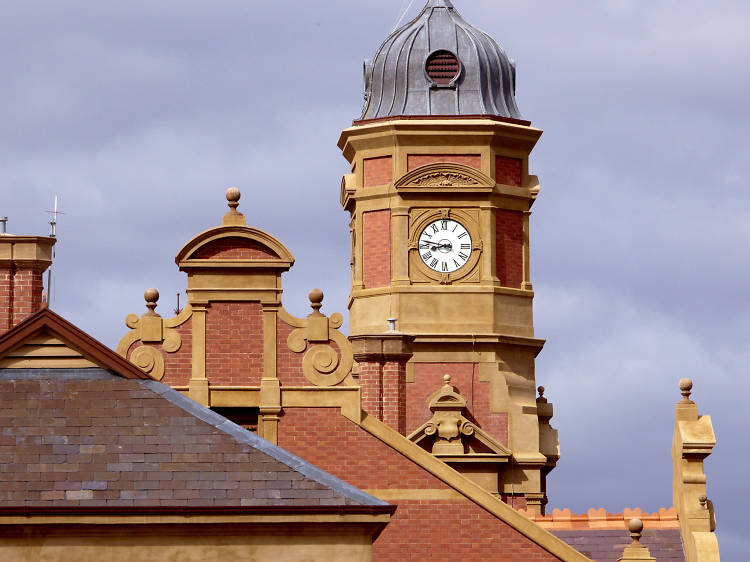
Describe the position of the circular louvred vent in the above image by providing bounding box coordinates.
[425,50,460,85]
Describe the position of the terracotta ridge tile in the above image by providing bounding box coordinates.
[518,506,680,529]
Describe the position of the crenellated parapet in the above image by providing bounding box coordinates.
[672,378,720,562]
[521,507,679,530]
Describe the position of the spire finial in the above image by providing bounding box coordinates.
[226,187,241,212]
[679,378,694,403]
[309,288,324,315]
[627,518,644,546]
[222,187,246,226]
[144,288,159,316]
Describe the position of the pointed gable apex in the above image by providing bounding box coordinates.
[0,308,150,379]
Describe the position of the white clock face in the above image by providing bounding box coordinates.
[418,219,472,273]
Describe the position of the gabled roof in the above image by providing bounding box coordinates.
[0,309,391,512]
[0,307,150,379]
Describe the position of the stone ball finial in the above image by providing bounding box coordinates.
[226,187,241,211]
[309,288,324,304]
[699,494,708,508]
[444,374,452,386]
[309,288,324,313]
[144,288,159,314]
[628,518,643,534]
[679,378,693,402]
[226,186,241,202]
[627,518,644,544]
[538,386,545,398]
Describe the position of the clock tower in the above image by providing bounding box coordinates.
[339,0,558,513]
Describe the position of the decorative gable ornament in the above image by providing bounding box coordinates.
[394,163,495,192]
[408,374,511,460]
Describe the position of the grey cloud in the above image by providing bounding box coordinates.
[1,0,746,558]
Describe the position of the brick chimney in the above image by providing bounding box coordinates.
[0,234,56,334]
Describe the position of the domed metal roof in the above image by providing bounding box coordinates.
[360,0,522,121]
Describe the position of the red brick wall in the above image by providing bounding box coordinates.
[205,302,264,385]
[358,361,383,418]
[278,408,449,489]
[496,210,524,289]
[362,210,391,289]
[408,363,508,446]
[363,156,393,187]
[407,154,482,171]
[357,359,407,434]
[375,500,560,561]
[0,268,46,333]
[191,237,277,260]
[276,317,308,387]
[128,320,193,387]
[277,408,559,561]
[9,269,44,326]
[496,156,523,186]
[382,361,406,434]
[0,269,12,333]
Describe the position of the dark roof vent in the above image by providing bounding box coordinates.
[426,50,460,86]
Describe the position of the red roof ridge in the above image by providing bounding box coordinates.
[517,506,679,530]
[0,307,150,380]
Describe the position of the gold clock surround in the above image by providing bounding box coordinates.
[409,208,482,284]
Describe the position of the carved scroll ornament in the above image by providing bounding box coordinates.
[115,289,191,381]
[283,289,354,387]
[410,171,479,187]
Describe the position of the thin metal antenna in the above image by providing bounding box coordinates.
[45,196,63,305]
[392,0,416,31]
[173,293,182,316]
[48,195,61,238]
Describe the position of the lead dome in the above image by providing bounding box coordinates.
[361,0,522,121]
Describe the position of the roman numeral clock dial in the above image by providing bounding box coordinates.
[418,219,472,273]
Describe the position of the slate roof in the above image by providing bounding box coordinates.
[0,367,388,509]
[552,529,686,561]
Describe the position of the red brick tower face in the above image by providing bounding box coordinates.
[0,235,55,334]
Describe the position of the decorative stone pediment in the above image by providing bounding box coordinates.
[408,375,511,459]
[175,188,295,272]
[394,163,495,191]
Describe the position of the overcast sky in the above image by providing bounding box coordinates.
[2,1,747,557]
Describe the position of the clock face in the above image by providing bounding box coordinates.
[418,219,472,273]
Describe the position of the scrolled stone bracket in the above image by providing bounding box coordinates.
[283,289,353,387]
[116,288,192,380]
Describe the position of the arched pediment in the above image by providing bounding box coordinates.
[394,162,495,190]
[175,225,295,270]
